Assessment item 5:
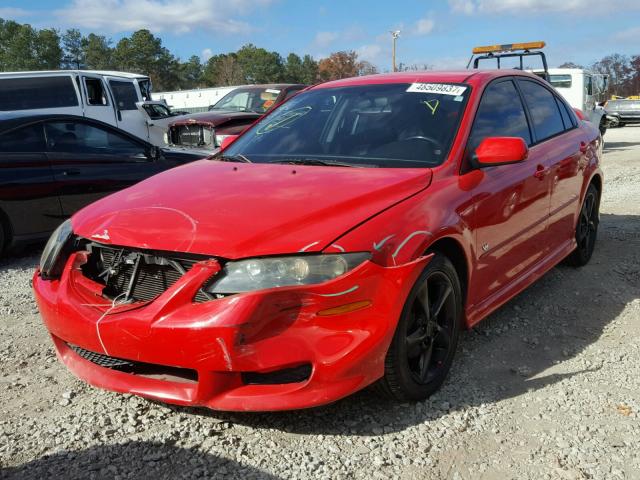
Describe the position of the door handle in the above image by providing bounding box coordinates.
[579,141,588,153]
[533,164,550,180]
[61,169,81,176]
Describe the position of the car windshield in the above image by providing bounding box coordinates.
[223,82,470,168]
[210,87,281,114]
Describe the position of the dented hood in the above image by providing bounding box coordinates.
[169,110,261,128]
[72,160,432,259]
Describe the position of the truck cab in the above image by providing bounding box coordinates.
[546,69,609,134]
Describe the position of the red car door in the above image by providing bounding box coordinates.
[466,78,552,307]
[517,79,585,249]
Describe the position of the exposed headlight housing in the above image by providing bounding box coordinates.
[207,253,370,294]
[39,219,74,280]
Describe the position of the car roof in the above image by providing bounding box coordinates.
[232,84,306,90]
[0,70,148,79]
[312,70,539,90]
[0,113,149,145]
[0,112,85,131]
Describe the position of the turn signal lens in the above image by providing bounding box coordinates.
[317,300,372,316]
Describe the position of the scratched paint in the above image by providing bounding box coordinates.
[299,241,320,252]
[391,230,432,265]
[317,285,359,297]
[95,293,129,355]
[373,234,395,251]
[216,337,233,370]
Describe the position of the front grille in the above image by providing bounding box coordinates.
[170,124,214,147]
[68,343,198,383]
[81,243,213,303]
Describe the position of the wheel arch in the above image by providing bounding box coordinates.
[585,172,603,212]
[424,236,469,313]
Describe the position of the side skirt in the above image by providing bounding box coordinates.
[465,237,576,328]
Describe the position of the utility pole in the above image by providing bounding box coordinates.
[390,30,400,72]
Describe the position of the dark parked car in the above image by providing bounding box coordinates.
[167,84,306,150]
[605,99,640,127]
[0,113,207,253]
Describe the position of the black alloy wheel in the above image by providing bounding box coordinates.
[377,253,462,401]
[567,183,599,267]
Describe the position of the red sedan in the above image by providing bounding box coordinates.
[34,70,602,411]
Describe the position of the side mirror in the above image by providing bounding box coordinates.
[219,135,239,150]
[472,137,528,167]
[146,145,161,160]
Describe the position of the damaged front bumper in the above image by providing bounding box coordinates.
[33,251,430,411]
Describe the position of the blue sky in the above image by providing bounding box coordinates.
[1,0,639,70]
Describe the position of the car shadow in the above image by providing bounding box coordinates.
[0,440,277,480]
[603,141,640,152]
[176,213,639,435]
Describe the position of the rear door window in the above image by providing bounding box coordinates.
[45,120,146,157]
[0,76,78,111]
[0,124,46,152]
[517,80,565,142]
[468,79,532,150]
[109,80,138,110]
[556,97,576,130]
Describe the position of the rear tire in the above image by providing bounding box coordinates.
[599,118,607,136]
[566,184,599,267]
[376,253,462,401]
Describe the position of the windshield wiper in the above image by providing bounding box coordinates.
[269,158,368,168]
[216,154,252,163]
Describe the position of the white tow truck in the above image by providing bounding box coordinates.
[468,42,609,135]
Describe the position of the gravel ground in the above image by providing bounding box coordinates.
[1,126,639,480]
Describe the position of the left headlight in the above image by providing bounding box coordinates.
[40,219,74,280]
[207,253,371,294]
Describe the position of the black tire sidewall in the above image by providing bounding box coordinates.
[569,184,600,266]
[386,253,463,400]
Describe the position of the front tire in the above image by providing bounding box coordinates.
[566,184,599,267]
[376,253,462,401]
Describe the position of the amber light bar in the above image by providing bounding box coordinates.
[472,41,546,54]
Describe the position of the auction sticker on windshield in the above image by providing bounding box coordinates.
[406,83,467,96]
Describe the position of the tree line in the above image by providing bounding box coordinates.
[0,18,377,91]
[2,18,638,96]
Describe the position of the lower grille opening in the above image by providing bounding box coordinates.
[241,364,312,385]
[68,344,198,384]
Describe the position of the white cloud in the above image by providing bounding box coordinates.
[52,0,275,34]
[449,0,475,14]
[614,26,640,42]
[313,31,339,48]
[449,0,640,14]
[0,7,29,17]
[201,48,213,61]
[356,44,384,63]
[413,17,435,35]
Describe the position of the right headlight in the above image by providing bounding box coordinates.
[39,219,74,280]
[207,253,370,294]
